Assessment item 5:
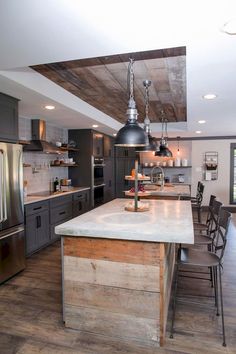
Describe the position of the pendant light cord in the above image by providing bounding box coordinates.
[127,59,136,109]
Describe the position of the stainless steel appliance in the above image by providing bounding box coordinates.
[93,158,105,186]
[0,143,25,284]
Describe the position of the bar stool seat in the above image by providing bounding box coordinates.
[194,233,212,245]
[181,248,219,267]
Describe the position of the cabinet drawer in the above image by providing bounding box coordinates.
[73,191,88,202]
[25,200,49,216]
[50,194,72,208]
[50,203,72,224]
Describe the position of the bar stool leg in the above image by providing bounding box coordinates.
[219,264,226,347]
[170,263,179,338]
[215,266,219,316]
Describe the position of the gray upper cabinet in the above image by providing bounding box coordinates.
[104,135,114,158]
[0,93,19,143]
[93,132,104,157]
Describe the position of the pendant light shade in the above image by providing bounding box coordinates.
[155,111,173,157]
[136,80,157,152]
[115,59,147,147]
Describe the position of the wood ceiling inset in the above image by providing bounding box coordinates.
[32,47,186,123]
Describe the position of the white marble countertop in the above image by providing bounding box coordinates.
[143,184,190,197]
[24,187,90,205]
[56,198,194,244]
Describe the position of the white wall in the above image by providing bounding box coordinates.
[191,139,236,206]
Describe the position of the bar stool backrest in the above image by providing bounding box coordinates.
[214,209,232,262]
[196,183,204,205]
[209,199,222,237]
[205,194,216,225]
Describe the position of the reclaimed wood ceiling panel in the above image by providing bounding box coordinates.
[32,47,186,124]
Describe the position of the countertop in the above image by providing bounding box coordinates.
[143,184,190,197]
[24,187,90,205]
[55,198,194,244]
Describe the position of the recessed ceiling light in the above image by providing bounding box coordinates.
[113,133,117,136]
[92,124,99,128]
[222,18,236,35]
[45,105,55,110]
[195,130,202,134]
[203,94,217,100]
[198,120,206,124]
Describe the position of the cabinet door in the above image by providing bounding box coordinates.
[25,214,38,256]
[115,147,136,158]
[93,133,104,157]
[115,158,135,197]
[104,158,115,202]
[0,93,19,142]
[104,135,114,158]
[36,210,50,248]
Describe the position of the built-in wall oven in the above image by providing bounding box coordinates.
[92,157,105,207]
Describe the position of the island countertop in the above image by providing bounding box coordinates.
[55,198,194,244]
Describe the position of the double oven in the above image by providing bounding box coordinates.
[92,157,105,207]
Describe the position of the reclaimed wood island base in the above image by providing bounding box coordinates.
[56,199,194,348]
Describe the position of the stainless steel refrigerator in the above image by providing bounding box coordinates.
[0,142,25,284]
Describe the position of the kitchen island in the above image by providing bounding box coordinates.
[56,199,194,347]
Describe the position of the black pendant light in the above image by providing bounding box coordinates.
[155,110,173,157]
[115,59,147,147]
[136,80,157,152]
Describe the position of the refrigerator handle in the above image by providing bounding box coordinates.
[2,150,7,222]
[0,150,3,223]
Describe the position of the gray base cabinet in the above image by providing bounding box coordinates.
[25,190,90,256]
[25,201,50,256]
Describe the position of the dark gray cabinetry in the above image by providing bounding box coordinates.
[115,157,135,198]
[25,201,50,256]
[25,191,90,255]
[104,158,115,202]
[115,147,136,158]
[104,135,114,158]
[50,195,73,241]
[93,132,104,157]
[0,93,19,142]
[72,190,89,217]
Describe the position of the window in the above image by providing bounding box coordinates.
[230,143,236,204]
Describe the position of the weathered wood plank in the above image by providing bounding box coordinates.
[64,255,160,292]
[65,305,159,345]
[64,280,160,319]
[63,237,160,265]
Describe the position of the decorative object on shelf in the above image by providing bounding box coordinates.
[177,136,180,155]
[204,151,218,180]
[155,110,173,157]
[136,80,157,152]
[115,59,148,147]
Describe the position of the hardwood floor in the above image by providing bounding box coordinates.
[0,216,235,354]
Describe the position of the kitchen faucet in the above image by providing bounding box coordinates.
[150,166,165,189]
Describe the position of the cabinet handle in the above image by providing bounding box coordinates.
[33,206,42,211]
[59,211,66,215]
[36,215,41,228]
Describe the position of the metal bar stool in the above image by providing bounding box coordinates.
[170,208,232,346]
[191,182,205,223]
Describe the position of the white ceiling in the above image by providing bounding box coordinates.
[0,0,236,137]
